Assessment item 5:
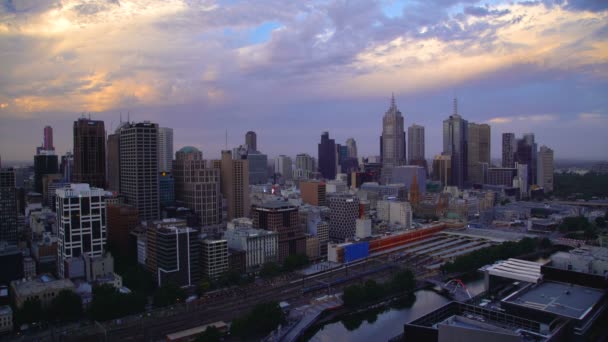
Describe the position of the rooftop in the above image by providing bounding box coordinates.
[0,305,12,315]
[503,281,605,320]
[11,276,75,296]
[483,258,548,284]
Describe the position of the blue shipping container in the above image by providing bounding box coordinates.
[344,242,370,263]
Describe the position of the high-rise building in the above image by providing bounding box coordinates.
[300,180,326,206]
[274,155,293,180]
[247,151,268,185]
[467,123,491,184]
[173,147,222,226]
[221,150,250,220]
[377,200,412,228]
[252,201,306,262]
[329,195,360,241]
[224,227,278,273]
[201,239,229,280]
[0,169,18,245]
[442,99,468,188]
[515,134,537,186]
[345,138,357,159]
[157,127,173,173]
[106,132,120,191]
[34,151,59,194]
[295,153,315,179]
[502,133,516,168]
[407,124,425,166]
[318,132,337,180]
[245,131,257,152]
[60,152,73,183]
[119,122,160,221]
[43,126,54,151]
[159,172,175,207]
[486,167,517,187]
[56,184,106,278]
[432,154,452,187]
[538,145,554,192]
[107,204,138,257]
[392,165,426,195]
[381,94,406,168]
[73,118,106,189]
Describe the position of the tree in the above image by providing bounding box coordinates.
[153,283,187,307]
[49,290,82,322]
[15,298,43,326]
[390,270,416,293]
[596,217,607,228]
[260,262,281,279]
[196,326,221,342]
[90,284,146,321]
[283,254,310,272]
[230,302,285,338]
[196,279,211,296]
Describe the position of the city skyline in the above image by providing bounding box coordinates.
[0,0,607,161]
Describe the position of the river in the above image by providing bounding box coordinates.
[304,277,486,342]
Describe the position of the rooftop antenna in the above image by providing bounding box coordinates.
[127,111,130,123]
[391,92,396,108]
[453,97,458,116]
[120,112,122,124]
[225,129,228,150]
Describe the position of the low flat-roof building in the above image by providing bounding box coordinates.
[0,305,12,334]
[10,275,75,309]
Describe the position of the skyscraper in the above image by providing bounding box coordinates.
[515,134,537,186]
[274,155,293,180]
[173,146,222,226]
[56,184,106,278]
[245,131,257,152]
[538,145,554,192]
[43,126,54,151]
[119,122,160,221]
[106,132,120,191]
[221,150,250,220]
[442,99,468,188]
[73,118,106,188]
[380,94,406,167]
[60,152,73,183]
[329,195,360,241]
[295,153,316,179]
[407,124,425,165]
[0,168,18,245]
[467,123,491,184]
[252,201,306,262]
[157,127,173,173]
[345,138,357,159]
[34,151,59,193]
[318,132,336,180]
[502,133,516,168]
[432,154,452,187]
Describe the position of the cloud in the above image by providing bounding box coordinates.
[578,112,605,120]
[488,114,557,124]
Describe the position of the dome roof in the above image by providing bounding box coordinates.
[178,146,201,154]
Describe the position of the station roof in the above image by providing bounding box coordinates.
[484,258,547,284]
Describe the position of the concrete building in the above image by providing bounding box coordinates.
[318,132,337,180]
[224,227,278,272]
[443,99,468,188]
[356,218,372,238]
[300,180,326,207]
[34,151,58,194]
[467,122,490,185]
[0,168,18,245]
[381,94,406,168]
[329,195,360,241]
[245,131,257,152]
[515,134,537,186]
[246,151,268,185]
[274,155,293,180]
[0,243,23,284]
[23,257,36,278]
[502,133,516,168]
[120,121,160,221]
[407,124,425,165]
[0,305,12,334]
[432,154,451,187]
[83,252,114,282]
[550,246,608,276]
[157,127,173,173]
[294,153,316,180]
[106,132,120,191]
[201,239,228,280]
[486,168,517,187]
[392,165,426,195]
[10,275,75,309]
[107,204,138,257]
[377,200,412,228]
[73,118,106,188]
[60,152,74,183]
[252,201,306,262]
[305,235,320,260]
[537,145,554,192]
[159,171,175,207]
[43,125,54,151]
[221,150,250,220]
[56,184,106,278]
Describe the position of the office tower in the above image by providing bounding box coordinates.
[318,132,337,180]
[43,126,54,151]
[245,131,257,152]
[502,133,516,168]
[329,195,360,241]
[146,223,200,287]
[173,147,222,226]
[432,154,452,187]
[34,151,59,193]
[120,122,160,221]
[516,163,529,197]
[252,201,306,262]
[42,173,62,207]
[442,99,468,188]
[201,239,229,280]
[106,132,120,191]
[0,169,18,245]
[73,118,106,188]
[515,134,537,186]
[60,152,73,183]
[392,165,426,194]
[300,180,327,206]
[157,127,173,173]
[345,138,357,159]
[381,94,406,168]
[107,204,138,257]
[274,155,293,180]
[538,146,554,192]
[224,227,278,272]
[407,124,425,165]
[221,150,250,220]
[56,184,106,278]
[159,172,175,207]
[467,123,491,184]
[294,153,315,179]
[247,151,268,185]
[486,167,517,187]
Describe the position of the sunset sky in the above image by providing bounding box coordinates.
[1,0,607,161]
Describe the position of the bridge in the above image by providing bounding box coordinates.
[556,201,608,208]
[426,277,472,302]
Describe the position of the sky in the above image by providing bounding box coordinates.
[0,0,607,162]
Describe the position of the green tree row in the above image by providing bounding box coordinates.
[230,302,286,339]
[441,237,551,274]
[259,254,311,279]
[553,172,608,199]
[342,269,416,308]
